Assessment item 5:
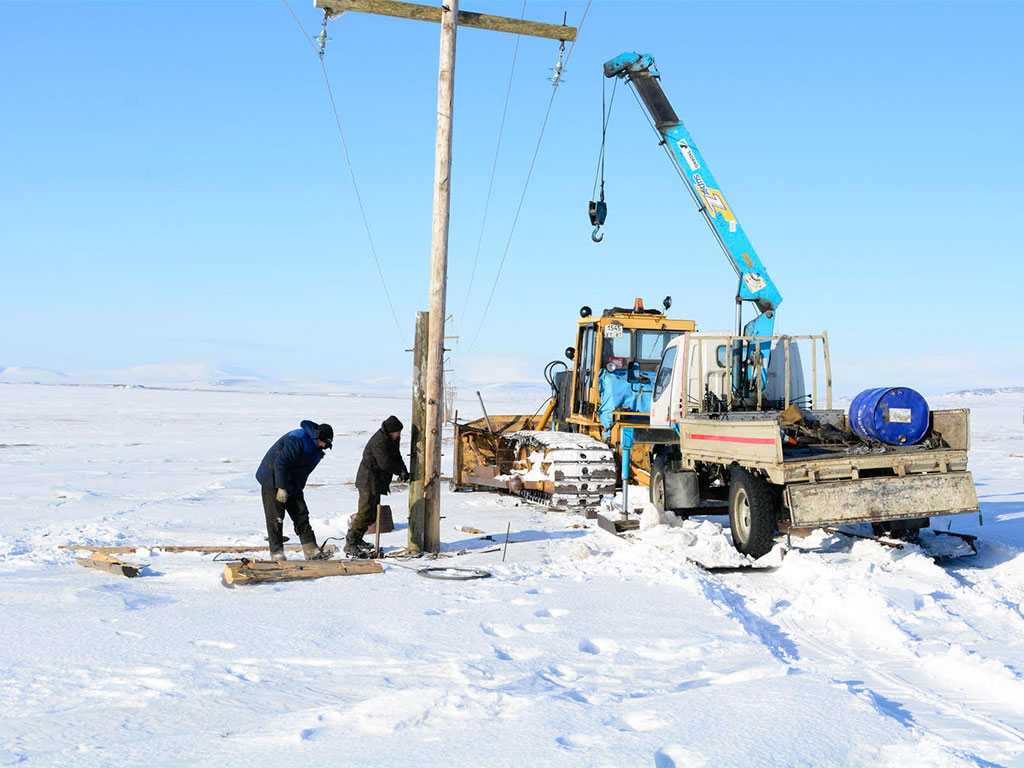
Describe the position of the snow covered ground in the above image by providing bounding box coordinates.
[1,383,1022,767]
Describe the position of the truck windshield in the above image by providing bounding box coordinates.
[636,330,682,361]
[653,346,677,399]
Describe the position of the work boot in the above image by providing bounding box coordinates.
[302,541,327,561]
[344,531,373,557]
[269,550,286,562]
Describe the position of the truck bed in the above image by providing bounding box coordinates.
[676,408,978,527]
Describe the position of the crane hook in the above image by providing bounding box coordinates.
[588,199,607,244]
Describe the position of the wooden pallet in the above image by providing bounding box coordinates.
[223,558,383,585]
[75,551,144,578]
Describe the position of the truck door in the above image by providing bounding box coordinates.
[650,338,681,427]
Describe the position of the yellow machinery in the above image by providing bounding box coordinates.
[452,299,695,509]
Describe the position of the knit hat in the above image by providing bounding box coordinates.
[382,415,403,433]
[316,423,334,449]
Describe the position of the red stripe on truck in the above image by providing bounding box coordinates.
[688,433,775,445]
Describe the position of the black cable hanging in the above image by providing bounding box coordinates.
[589,75,616,242]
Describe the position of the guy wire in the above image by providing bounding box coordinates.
[466,0,594,352]
[457,1,528,349]
[282,0,408,344]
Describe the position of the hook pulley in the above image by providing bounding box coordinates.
[589,199,607,242]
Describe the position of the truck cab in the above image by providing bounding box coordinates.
[651,332,814,427]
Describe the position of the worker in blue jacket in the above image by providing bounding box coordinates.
[256,420,333,560]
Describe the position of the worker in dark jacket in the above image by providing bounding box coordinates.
[348,415,409,556]
[256,420,333,561]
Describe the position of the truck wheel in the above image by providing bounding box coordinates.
[728,468,777,558]
[650,459,668,511]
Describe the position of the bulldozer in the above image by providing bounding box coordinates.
[451,298,695,509]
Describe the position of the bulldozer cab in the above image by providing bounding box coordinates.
[451,299,695,500]
[566,303,696,432]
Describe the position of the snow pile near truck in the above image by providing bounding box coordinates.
[635,502,784,569]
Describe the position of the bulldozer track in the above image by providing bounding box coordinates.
[506,431,618,511]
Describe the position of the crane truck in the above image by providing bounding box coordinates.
[452,52,980,558]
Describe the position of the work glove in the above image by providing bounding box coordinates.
[397,470,410,483]
[276,488,288,504]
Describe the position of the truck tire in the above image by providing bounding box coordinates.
[650,458,669,511]
[728,467,777,558]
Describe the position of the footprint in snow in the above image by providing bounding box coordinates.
[521,622,557,634]
[481,622,519,638]
[534,607,569,619]
[492,645,541,662]
[543,664,580,683]
[555,733,603,750]
[654,743,707,768]
[610,711,667,732]
[578,637,620,655]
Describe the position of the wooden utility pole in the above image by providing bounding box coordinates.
[421,0,458,554]
[407,311,428,554]
[314,0,577,553]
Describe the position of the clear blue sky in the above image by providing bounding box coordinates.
[1,1,1021,394]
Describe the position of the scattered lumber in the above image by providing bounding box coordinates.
[224,558,383,585]
[60,544,336,556]
[75,551,144,578]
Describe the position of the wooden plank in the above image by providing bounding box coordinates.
[61,544,336,556]
[75,551,143,578]
[224,558,383,585]
[314,0,577,41]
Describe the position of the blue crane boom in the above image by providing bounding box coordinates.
[603,52,782,341]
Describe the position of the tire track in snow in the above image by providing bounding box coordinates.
[718,546,1024,765]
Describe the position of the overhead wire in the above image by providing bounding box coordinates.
[466,0,594,352]
[282,0,408,344]
[456,0,528,350]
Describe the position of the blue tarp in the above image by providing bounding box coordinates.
[598,370,652,437]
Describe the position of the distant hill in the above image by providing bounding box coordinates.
[945,386,1024,396]
[0,366,70,384]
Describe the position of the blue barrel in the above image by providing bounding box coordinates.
[848,387,930,446]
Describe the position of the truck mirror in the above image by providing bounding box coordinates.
[565,347,575,361]
[628,361,641,383]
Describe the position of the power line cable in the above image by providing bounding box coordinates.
[456,1,527,349]
[466,0,594,352]
[282,0,408,344]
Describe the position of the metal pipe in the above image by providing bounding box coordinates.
[784,337,791,407]
[697,336,705,412]
[823,330,833,410]
[811,337,818,411]
[476,391,493,432]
